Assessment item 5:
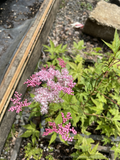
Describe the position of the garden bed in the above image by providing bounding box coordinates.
[1,0,120,160]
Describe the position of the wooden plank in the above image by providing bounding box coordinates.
[0,0,61,154]
[0,0,54,121]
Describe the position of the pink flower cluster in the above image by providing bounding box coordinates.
[8,91,31,113]
[24,74,42,87]
[58,58,66,68]
[24,67,76,114]
[43,112,77,142]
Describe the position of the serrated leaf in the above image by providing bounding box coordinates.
[55,112,62,125]
[35,130,40,138]
[90,152,107,159]
[49,132,57,145]
[20,130,32,138]
[113,29,120,54]
[116,51,120,59]
[77,61,82,71]
[90,143,99,154]
[93,47,102,52]
[30,121,36,129]
[91,52,102,56]
[68,62,77,70]
[71,111,77,126]
[50,40,55,48]
[102,40,113,51]
[22,124,33,130]
[32,135,36,146]
[91,98,103,114]
[30,93,35,98]
[77,153,88,159]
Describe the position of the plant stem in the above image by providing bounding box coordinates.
[95,90,120,107]
[84,112,112,121]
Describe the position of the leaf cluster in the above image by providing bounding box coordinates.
[17,30,120,159]
[44,30,120,158]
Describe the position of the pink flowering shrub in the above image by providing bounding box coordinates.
[8,91,31,113]
[9,61,76,115]
[43,112,77,142]
[24,66,76,114]
[8,35,120,159]
[57,58,66,68]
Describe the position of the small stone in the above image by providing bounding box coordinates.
[4,151,7,155]
[93,38,98,42]
[65,148,69,153]
[56,37,60,41]
[83,0,120,41]
[76,17,80,21]
[58,18,63,21]
[40,143,43,147]
[14,119,19,124]
[55,149,60,153]
[74,31,79,35]
[16,115,20,119]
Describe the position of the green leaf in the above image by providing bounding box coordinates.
[22,124,33,130]
[90,152,107,159]
[112,110,120,121]
[49,132,57,145]
[32,135,36,146]
[102,40,113,51]
[103,30,120,55]
[71,111,78,126]
[111,143,120,159]
[116,51,120,59]
[93,47,102,52]
[55,112,62,125]
[90,143,99,154]
[20,130,32,138]
[113,29,120,54]
[50,40,55,48]
[68,62,77,70]
[91,98,103,114]
[30,121,36,129]
[35,130,40,138]
[30,93,35,98]
[75,55,83,63]
[73,40,86,51]
[77,153,88,159]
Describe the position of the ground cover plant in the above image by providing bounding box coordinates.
[9,30,120,159]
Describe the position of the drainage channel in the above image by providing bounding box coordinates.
[0,0,61,155]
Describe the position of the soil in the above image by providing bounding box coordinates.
[0,0,43,84]
[0,0,43,28]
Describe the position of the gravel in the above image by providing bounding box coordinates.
[0,0,113,159]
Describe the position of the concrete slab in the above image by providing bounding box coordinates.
[83,0,120,41]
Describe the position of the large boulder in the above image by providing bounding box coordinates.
[83,0,120,41]
[110,0,120,6]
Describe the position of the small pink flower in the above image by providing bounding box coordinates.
[8,92,31,113]
[43,112,77,142]
[58,58,67,68]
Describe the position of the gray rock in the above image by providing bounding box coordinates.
[83,0,120,41]
[14,120,19,124]
[16,115,20,120]
[110,0,120,6]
